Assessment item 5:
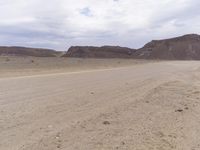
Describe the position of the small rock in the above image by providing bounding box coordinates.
[55,132,61,139]
[103,121,110,125]
[121,141,125,145]
[175,109,183,112]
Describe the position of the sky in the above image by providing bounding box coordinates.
[0,0,200,50]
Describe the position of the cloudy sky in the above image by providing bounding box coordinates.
[0,0,200,50]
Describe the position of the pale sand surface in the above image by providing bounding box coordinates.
[0,57,150,78]
[0,58,200,150]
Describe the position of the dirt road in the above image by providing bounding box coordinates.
[1,61,200,150]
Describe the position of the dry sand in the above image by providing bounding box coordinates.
[0,56,149,78]
[0,57,200,150]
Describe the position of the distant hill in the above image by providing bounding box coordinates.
[2,34,200,60]
[0,46,62,57]
[63,46,136,58]
[64,34,200,60]
[133,34,200,60]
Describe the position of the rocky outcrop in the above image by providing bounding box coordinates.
[64,34,200,60]
[63,46,135,58]
[2,34,200,59]
[134,34,200,60]
[0,46,61,57]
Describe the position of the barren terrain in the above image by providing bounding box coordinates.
[0,58,200,150]
[0,57,148,78]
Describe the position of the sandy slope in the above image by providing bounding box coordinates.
[0,61,200,150]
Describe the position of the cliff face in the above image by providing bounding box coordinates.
[0,46,61,57]
[134,34,200,60]
[63,46,135,58]
[64,34,200,60]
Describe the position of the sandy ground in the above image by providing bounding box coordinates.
[0,58,200,150]
[0,56,150,78]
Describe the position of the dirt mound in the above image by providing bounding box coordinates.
[134,34,200,60]
[63,46,136,58]
[0,46,61,57]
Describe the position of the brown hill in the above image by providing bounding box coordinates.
[64,34,200,60]
[63,46,135,58]
[2,34,200,59]
[134,34,200,60]
[0,46,61,57]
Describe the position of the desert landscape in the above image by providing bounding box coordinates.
[0,53,200,149]
[1,0,200,149]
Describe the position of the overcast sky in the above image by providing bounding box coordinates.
[0,0,200,50]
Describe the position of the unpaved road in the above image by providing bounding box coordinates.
[1,61,200,150]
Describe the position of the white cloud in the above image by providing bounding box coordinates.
[0,0,200,50]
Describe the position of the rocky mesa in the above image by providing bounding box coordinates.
[1,34,200,60]
[63,46,136,58]
[134,34,200,60]
[65,34,200,60]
